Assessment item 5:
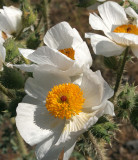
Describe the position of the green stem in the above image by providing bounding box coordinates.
[16,130,28,156]
[43,0,50,32]
[15,27,24,40]
[113,47,129,100]
[88,132,105,160]
[0,83,15,99]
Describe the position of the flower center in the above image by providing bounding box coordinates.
[45,83,85,119]
[113,24,138,35]
[58,48,75,60]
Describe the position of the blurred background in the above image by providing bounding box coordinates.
[0,0,138,159]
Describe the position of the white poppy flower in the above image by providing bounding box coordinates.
[16,22,92,76]
[16,65,114,160]
[0,6,22,35]
[0,43,6,71]
[86,1,138,58]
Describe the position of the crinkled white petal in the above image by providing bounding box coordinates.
[89,13,109,33]
[25,78,47,101]
[58,112,98,144]
[131,45,138,58]
[0,6,22,34]
[14,64,37,72]
[25,65,71,100]
[93,100,115,118]
[26,46,74,70]
[107,32,138,46]
[16,101,65,146]
[95,70,114,102]
[98,1,128,31]
[36,135,76,160]
[125,7,138,26]
[85,33,125,56]
[0,43,6,71]
[74,41,92,68]
[63,142,76,160]
[80,69,114,112]
[18,48,35,59]
[44,21,83,50]
[80,68,104,107]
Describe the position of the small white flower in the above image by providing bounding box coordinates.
[0,6,22,36]
[86,1,138,58]
[16,65,114,160]
[16,22,92,76]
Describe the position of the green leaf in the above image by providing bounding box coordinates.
[1,66,25,89]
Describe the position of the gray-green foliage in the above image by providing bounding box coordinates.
[130,94,138,130]
[90,116,117,143]
[1,66,25,89]
[22,0,37,28]
[117,83,136,119]
[4,38,24,62]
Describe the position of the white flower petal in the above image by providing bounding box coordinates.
[74,41,92,68]
[25,66,71,100]
[18,48,35,59]
[95,70,114,102]
[89,13,109,33]
[0,6,22,34]
[27,46,74,70]
[63,142,76,160]
[94,101,115,117]
[102,101,115,116]
[86,33,126,56]
[14,64,37,72]
[98,1,128,31]
[0,43,6,62]
[36,136,76,160]
[0,9,13,34]
[3,6,22,33]
[16,102,65,146]
[80,69,103,107]
[107,32,138,45]
[127,8,138,26]
[25,78,47,101]
[44,21,83,50]
[125,7,138,20]
[131,45,138,58]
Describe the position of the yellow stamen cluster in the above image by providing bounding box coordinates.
[46,83,85,119]
[113,24,138,35]
[59,48,75,60]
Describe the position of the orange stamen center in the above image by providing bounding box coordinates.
[45,83,85,119]
[113,24,138,35]
[59,48,75,60]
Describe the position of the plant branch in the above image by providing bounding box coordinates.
[88,131,106,160]
[113,47,129,100]
[16,130,28,156]
[0,83,15,99]
[43,0,50,33]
